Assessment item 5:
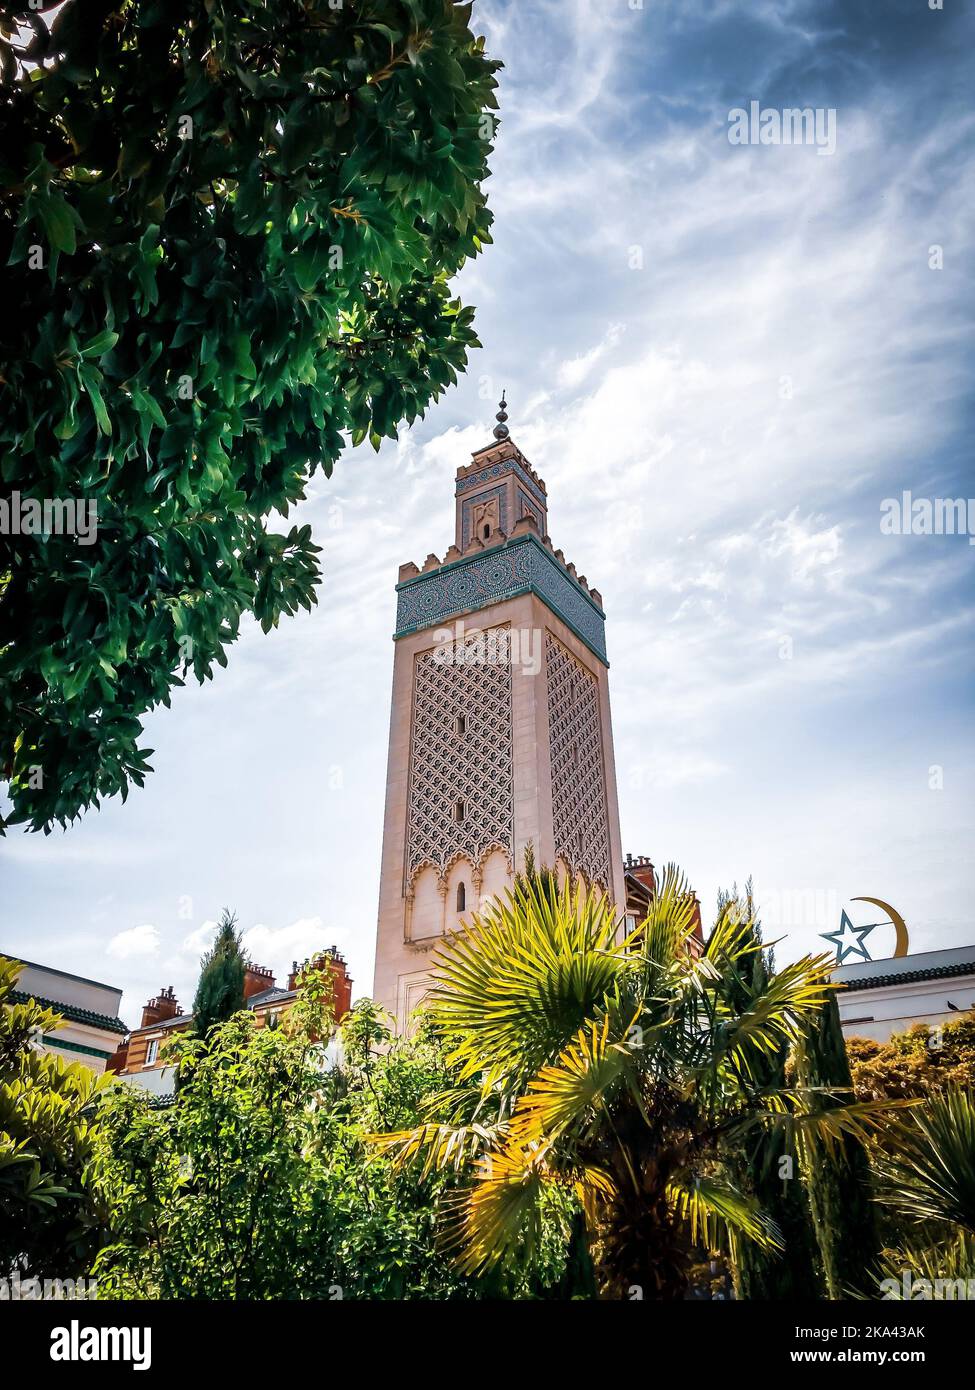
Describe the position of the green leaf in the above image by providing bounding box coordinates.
[78,364,111,435]
[36,194,78,254]
[79,330,119,359]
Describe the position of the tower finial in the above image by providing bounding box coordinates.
[493,390,509,441]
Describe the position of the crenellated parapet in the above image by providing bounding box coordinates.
[456,439,548,495]
[394,531,607,665]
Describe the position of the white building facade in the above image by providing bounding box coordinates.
[834,945,975,1042]
[7,957,128,1072]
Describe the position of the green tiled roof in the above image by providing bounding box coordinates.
[9,989,128,1035]
[842,961,975,992]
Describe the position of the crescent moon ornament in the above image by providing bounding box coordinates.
[851,897,909,958]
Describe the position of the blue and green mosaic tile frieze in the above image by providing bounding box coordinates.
[395,534,607,664]
[455,458,548,512]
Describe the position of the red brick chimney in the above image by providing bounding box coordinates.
[243,962,275,1000]
[288,948,353,1021]
[140,985,181,1029]
[624,853,656,896]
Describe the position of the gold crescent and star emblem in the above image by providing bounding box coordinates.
[850,896,909,958]
[820,897,910,964]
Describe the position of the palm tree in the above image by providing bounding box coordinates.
[865,1089,975,1298]
[875,1088,975,1237]
[377,867,890,1298]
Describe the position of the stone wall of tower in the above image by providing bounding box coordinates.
[373,439,625,1030]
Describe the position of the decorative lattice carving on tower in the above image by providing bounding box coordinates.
[546,632,612,889]
[406,627,514,883]
[375,413,627,1029]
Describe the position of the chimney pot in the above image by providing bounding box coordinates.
[141,986,182,1029]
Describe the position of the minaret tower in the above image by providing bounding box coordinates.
[373,401,625,1027]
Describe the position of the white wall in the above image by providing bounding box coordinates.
[14,960,122,1020]
[835,945,975,1041]
[35,1019,119,1073]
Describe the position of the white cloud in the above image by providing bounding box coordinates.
[557,323,625,389]
[180,920,218,958]
[242,918,353,986]
[106,924,160,960]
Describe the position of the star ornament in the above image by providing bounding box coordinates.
[821,910,880,964]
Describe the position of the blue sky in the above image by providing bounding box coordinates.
[2,0,973,1024]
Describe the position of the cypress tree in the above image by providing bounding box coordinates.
[720,884,823,1300]
[800,993,881,1297]
[192,909,246,1038]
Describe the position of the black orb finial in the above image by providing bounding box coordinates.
[493,390,509,440]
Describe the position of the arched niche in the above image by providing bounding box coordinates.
[409,865,443,941]
[445,856,474,934]
[479,847,511,911]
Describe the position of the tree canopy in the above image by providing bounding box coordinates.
[91,988,570,1299]
[847,1011,975,1101]
[5,940,974,1299]
[0,0,499,832]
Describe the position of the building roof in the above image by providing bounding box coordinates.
[9,989,129,1036]
[624,871,654,909]
[125,987,299,1040]
[3,955,123,999]
[129,1012,194,1036]
[840,960,975,992]
[247,987,297,1008]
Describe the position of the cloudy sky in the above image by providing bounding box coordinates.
[2,0,973,1025]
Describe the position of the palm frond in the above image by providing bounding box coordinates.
[369,1119,505,1178]
[509,1013,641,1148]
[739,1090,917,1166]
[856,1232,975,1300]
[427,875,631,1088]
[444,1144,551,1275]
[638,863,701,965]
[667,1172,783,1254]
[703,897,765,968]
[874,1088,975,1234]
[710,953,837,1086]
